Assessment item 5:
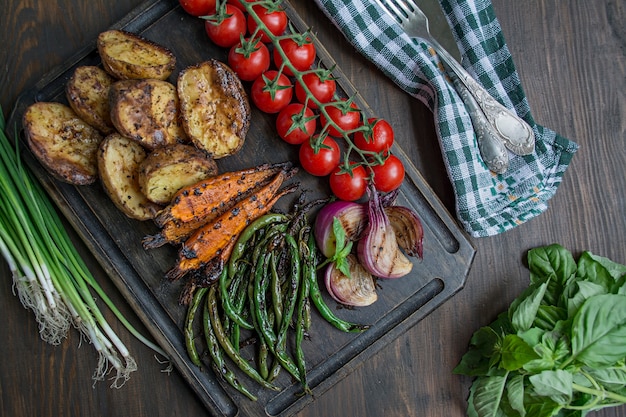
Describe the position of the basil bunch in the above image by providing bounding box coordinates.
[454,244,626,417]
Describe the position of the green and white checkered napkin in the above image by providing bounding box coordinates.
[313,0,579,237]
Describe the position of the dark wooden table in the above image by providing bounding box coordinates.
[2,1,625,416]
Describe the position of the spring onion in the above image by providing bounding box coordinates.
[0,108,167,387]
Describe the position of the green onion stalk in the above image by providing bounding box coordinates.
[0,108,168,387]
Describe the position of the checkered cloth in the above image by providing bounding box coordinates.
[313,0,579,237]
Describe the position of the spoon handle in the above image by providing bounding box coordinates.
[448,70,510,174]
[429,37,535,157]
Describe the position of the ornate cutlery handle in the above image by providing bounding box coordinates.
[429,37,535,157]
[448,70,509,173]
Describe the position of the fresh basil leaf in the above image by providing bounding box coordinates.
[523,396,562,417]
[470,374,509,417]
[517,327,570,373]
[506,374,526,417]
[529,370,573,405]
[571,294,626,367]
[534,304,568,330]
[509,281,549,332]
[332,217,346,254]
[490,311,516,335]
[499,334,541,371]
[528,244,577,286]
[585,367,626,389]
[577,251,626,286]
[454,326,501,377]
[564,280,607,317]
[528,245,576,306]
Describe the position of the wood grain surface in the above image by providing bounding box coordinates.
[1,1,625,417]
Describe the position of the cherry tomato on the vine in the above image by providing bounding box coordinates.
[276,103,317,145]
[273,36,316,76]
[204,4,247,48]
[248,5,288,43]
[371,154,405,193]
[299,136,340,176]
[179,0,216,16]
[354,118,395,154]
[251,70,293,114]
[228,38,270,82]
[295,71,336,109]
[320,99,361,137]
[329,164,368,201]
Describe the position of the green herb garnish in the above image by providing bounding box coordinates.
[455,244,626,417]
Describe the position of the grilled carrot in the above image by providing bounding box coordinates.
[165,172,298,281]
[154,162,293,227]
[143,163,296,248]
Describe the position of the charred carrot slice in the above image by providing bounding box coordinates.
[165,172,297,281]
[178,235,239,305]
[154,162,293,226]
[143,185,257,248]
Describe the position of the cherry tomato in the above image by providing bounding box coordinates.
[320,99,361,137]
[295,72,336,109]
[251,70,293,114]
[299,136,340,176]
[248,5,288,43]
[276,103,317,145]
[371,154,405,192]
[204,4,247,48]
[354,118,395,154]
[329,164,368,201]
[179,0,216,16]
[228,38,270,82]
[226,0,252,11]
[273,36,316,76]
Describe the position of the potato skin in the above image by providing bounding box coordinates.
[97,30,176,81]
[177,59,250,159]
[22,102,103,185]
[97,133,162,220]
[65,65,116,134]
[109,78,187,150]
[138,143,218,205]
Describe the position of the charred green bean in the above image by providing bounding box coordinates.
[207,286,280,391]
[185,287,208,367]
[202,293,257,401]
[304,233,370,333]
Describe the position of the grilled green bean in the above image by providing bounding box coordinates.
[220,265,254,330]
[304,232,370,333]
[185,287,208,367]
[228,213,288,277]
[269,252,283,329]
[295,254,310,391]
[207,286,280,391]
[202,293,257,401]
[252,247,301,382]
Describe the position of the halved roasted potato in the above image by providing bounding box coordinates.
[109,78,187,150]
[65,65,116,134]
[97,29,176,81]
[138,143,218,205]
[177,59,250,159]
[22,102,103,185]
[98,133,162,220]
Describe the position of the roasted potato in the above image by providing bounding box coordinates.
[109,78,187,150]
[65,65,116,134]
[98,133,162,220]
[138,143,218,205]
[177,59,250,159]
[97,29,176,81]
[22,102,103,185]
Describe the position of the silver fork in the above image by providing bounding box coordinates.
[374,0,535,173]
